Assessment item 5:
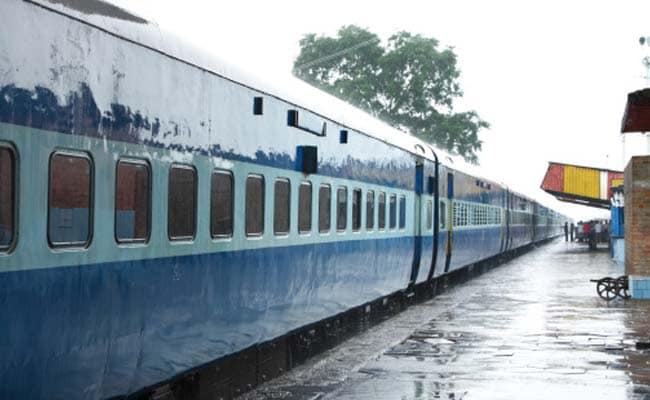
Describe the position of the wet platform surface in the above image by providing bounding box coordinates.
[241,240,650,400]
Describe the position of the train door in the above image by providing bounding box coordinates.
[505,190,511,251]
[427,159,440,281]
[500,189,506,253]
[444,172,454,273]
[409,162,424,285]
[532,203,539,242]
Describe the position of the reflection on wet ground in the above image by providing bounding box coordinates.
[241,240,650,400]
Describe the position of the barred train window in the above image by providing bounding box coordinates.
[389,194,396,229]
[352,189,361,231]
[274,178,290,235]
[211,170,233,238]
[115,160,150,243]
[378,192,386,230]
[49,152,92,247]
[451,201,460,226]
[168,165,197,240]
[462,203,468,226]
[366,190,375,230]
[453,201,468,227]
[299,181,312,234]
[0,147,15,250]
[463,203,469,226]
[337,186,347,231]
[399,195,406,229]
[319,184,331,233]
[426,200,433,230]
[246,175,265,236]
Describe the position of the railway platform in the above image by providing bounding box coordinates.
[240,239,650,399]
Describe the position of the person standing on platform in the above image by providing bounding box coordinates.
[564,221,569,241]
[583,221,592,244]
[595,221,603,242]
[577,221,584,242]
[570,222,575,241]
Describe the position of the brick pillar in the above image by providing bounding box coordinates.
[625,156,650,299]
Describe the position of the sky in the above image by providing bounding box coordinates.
[112,0,650,221]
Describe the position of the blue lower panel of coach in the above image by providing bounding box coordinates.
[509,225,533,250]
[0,237,413,400]
[448,226,502,272]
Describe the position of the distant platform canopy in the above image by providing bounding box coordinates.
[541,162,623,209]
[622,88,650,133]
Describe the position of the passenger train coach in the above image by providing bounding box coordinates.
[0,1,565,399]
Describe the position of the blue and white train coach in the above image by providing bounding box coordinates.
[0,0,564,398]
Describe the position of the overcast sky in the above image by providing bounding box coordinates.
[113,0,650,220]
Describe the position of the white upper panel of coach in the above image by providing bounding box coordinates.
[27,0,438,161]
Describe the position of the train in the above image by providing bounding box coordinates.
[0,1,565,399]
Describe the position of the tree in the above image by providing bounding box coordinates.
[293,25,489,164]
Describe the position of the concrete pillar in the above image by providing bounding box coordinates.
[625,156,650,298]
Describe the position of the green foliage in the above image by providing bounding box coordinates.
[293,25,489,164]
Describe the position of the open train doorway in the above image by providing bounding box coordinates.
[409,162,424,285]
[444,172,454,273]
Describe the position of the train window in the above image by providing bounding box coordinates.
[352,189,361,231]
[389,194,397,229]
[399,195,406,229]
[453,202,468,227]
[318,184,331,233]
[378,192,386,230]
[246,175,265,236]
[488,207,497,225]
[0,147,15,251]
[337,186,347,232]
[48,152,92,247]
[168,165,197,241]
[299,181,312,234]
[440,201,446,229]
[426,200,433,230]
[274,178,291,235]
[211,170,234,238]
[366,190,375,230]
[115,160,150,243]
